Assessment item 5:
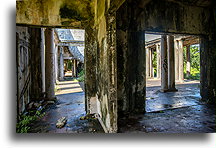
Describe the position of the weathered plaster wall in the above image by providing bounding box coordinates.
[16,0,95,28]
[200,3,216,104]
[84,26,97,113]
[85,0,118,133]
[94,14,117,133]
[135,0,211,35]
[29,28,44,100]
[116,2,146,116]
[16,26,31,114]
[16,27,44,115]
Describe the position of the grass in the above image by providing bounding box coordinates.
[77,69,84,82]
[16,110,45,133]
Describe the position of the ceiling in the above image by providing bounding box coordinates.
[169,0,212,7]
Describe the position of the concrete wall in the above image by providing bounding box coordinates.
[16,0,95,28]
[16,26,31,114]
[136,0,210,35]
[16,27,44,114]
[116,2,146,116]
[137,0,215,103]
[84,0,118,133]
[115,0,216,112]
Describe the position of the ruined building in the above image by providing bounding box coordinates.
[16,0,216,133]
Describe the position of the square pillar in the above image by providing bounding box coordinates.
[54,45,59,82]
[168,35,177,91]
[45,28,55,100]
[59,46,64,80]
[174,40,179,81]
[149,48,154,78]
[186,45,191,78]
[40,28,45,94]
[179,39,184,83]
[146,47,150,78]
[73,59,77,77]
[160,35,168,92]
[156,44,161,79]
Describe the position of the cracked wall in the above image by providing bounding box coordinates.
[84,0,118,133]
[116,0,216,118]
[16,27,44,115]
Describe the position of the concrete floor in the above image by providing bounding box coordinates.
[29,79,104,133]
[118,79,216,133]
[29,78,216,133]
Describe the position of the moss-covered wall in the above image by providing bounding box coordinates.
[116,2,146,117]
[16,0,95,28]
[85,0,118,133]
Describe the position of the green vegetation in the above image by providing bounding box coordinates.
[151,45,200,80]
[183,45,200,80]
[16,110,45,133]
[153,50,157,77]
[77,69,84,82]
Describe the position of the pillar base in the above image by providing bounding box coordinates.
[59,77,64,81]
[160,89,169,93]
[168,88,178,92]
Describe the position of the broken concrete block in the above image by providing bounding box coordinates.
[56,117,67,128]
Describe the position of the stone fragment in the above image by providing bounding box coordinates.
[46,101,55,105]
[56,117,67,128]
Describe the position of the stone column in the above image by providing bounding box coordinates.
[54,45,59,82]
[59,46,64,80]
[156,44,161,79]
[41,28,45,94]
[179,39,184,83]
[186,45,191,77]
[73,59,77,77]
[174,40,179,81]
[149,48,154,78]
[168,35,177,91]
[71,59,74,77]
[160,35,168,92]
[45,28,55,100]
[146,47,150,78]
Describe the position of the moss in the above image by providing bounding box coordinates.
[60,4,84,21]
[77,70,85,82]
[97,0,105,19]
